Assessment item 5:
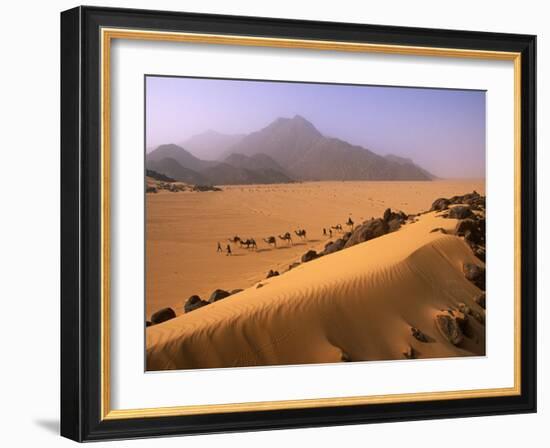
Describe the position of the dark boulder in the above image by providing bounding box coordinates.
[411,327,429,343]
[184,295,209,313]
[435,313,464,345]
[209,289,231,303]
[383,208,407,223]
[463,263,486,290]
[301,250,318,263]
[322,238,345,255]
[475,293,486,309]
[146,321,153,327]
[449,205,473,219]
[288,262,301,271]
[431,198,451,211]
[151,307,176,324]
[266,269,279,279]
[344,218,388,248]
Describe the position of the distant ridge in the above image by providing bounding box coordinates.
[181,130,244,160]
[147,116,434,185]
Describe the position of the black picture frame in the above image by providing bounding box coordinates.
[61,5,536,442]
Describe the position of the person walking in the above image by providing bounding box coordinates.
[217,242,222,253]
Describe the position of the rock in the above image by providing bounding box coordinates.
[288,262,301,271]
[449,205,473,219]
[266,269,279,279]
[383,208,392,222]
[431,198,450,211]
[344,218,388,248]
[230,288,244,295]
[146,186,158,193]
[430,227,447,234]
[184,295,209,313]
[471,310,485,325]
[435,313,464,345]
[322,238,345,255]
[456,218,484,246]
[146,321,152,327]
[341,351,352,362]
[475,293,486,309]
[411,327,429,342]
[209,289,231,303]
[256,283,264,289]
[387,218,402,233]
[463,263,486,290]
[151,307,176,324]
[301,250,318,263]
[457,302,471,316]
[472,245,486,262]
[403,345,416,359]
[192,184,222,192]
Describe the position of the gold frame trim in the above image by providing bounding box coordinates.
[100,28,522,421]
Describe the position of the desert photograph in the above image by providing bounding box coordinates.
[144,77,486,371]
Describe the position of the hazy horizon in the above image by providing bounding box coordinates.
[146,76,486,178]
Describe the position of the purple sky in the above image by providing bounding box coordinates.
[146,76,486,178]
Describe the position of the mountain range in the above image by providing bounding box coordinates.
[146,115,434,185]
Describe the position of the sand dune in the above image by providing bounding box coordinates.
[146,211,486,370]
[146,180,485,318]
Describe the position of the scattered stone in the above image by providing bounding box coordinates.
[192,184,222,192]
[411,327,429,343]
[230,288,244,295]
[301,250,318,263]
[435,313,464,346]
[341,351,352,362]
[151,307,176,324]
[471,310,485,325]
[256,283,264,289]
[403,345,416,359]
[266,269,279,279]
[449,205,473,219]
[288,262,301,271]
[146,185,158,193]
[344,218,388,248]
[322,238,345,255]
[457,302,471,316]
[184,295,209,313]
[431,198,451,211]
[475,293,486,309]
[463,262,486,290]
[472,245,486,262]
[209,289,231,303]
[430,227,447,234]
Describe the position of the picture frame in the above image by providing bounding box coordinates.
[60,5,536,441]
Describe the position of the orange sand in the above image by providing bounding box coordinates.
[146,180,485,370]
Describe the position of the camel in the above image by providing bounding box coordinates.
[240,238,257,249]
[294,229,307,240]
[228,236,241,244]
[331,224,343,232]
[263,236,277,247]
[278,232,293,245]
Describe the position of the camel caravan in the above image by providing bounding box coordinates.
[221,219,353,255]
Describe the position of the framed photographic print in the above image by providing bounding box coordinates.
[60,6,537,441]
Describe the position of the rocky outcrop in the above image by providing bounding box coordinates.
[463,262,486,291]
[151,307,176,324]
[209,289,231,303]
[184,295,209,313]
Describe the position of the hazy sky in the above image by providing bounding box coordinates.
[146,76,486,178]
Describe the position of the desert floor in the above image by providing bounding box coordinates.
[146,180,484,319]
